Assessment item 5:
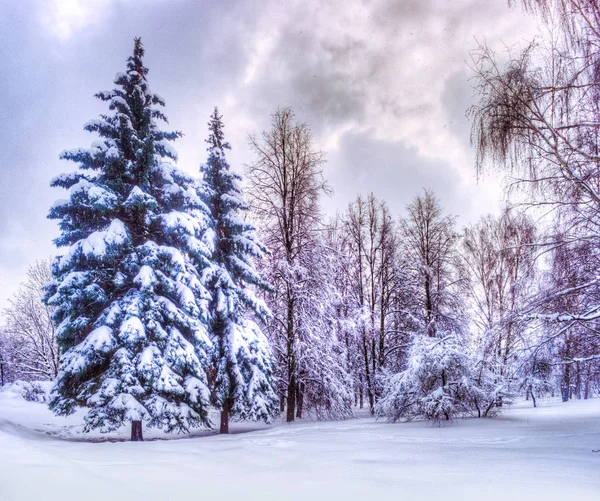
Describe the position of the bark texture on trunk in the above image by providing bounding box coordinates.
[575,361,582,399]
[286,374,296,422]
[286,295,296,422]
[280,392,286,413]
[359,379,364,409]
[362,334,375,415]
[220,401,230,434]
[296,382,304,419]
[585,363,591,399]
[561,363,571,402]
[131,420,143,442]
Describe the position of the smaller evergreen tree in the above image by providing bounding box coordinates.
[200,108,279,433]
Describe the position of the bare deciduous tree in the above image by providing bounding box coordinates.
[377,192,494,422]
[400,189,462,337]
[538,224,600,400]
[246,107,331,422]
[2,260,59,381]
[342,194,404,413]
[461,209,537,403]
[0,330,18,386]
[470,0,600,366]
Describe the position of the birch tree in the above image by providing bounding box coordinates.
[470,0,600,379]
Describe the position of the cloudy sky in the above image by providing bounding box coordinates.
[0,0,537,309]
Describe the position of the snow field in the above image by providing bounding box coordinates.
[0,386,598,501]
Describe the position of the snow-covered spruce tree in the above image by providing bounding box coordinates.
[199,108,279,434]
[45,38,213,441]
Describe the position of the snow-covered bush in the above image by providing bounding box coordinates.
[376,333,492,422]
[21,381,51,403]
[5,380,52,403]
[469,359,514,417]
[517,346,557,407]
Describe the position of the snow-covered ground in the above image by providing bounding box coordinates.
[0,384,598,501]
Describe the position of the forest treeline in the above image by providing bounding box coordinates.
[1,0,599,440]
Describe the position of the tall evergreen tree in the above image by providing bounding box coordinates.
[45,38,213,441]
[200,108,279,434]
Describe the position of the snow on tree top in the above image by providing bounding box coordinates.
[134,265,156,289]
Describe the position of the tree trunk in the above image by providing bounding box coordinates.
[131,420,143,441]
[359,375,364,409]
[280,391,286,412]
[584,363,591,399]
[362,334,375,414]
[220,400,230,434]
[295,382,304,419]
[286,294,296,422]
[425,275,434,336]
[371,338,378,402]
[562,362,571,402]
[378,297,386,369]
[575,361,581,399]
[287,374,296,422]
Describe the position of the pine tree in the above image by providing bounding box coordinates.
[45,38,213,441]
[200,108,279,434]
